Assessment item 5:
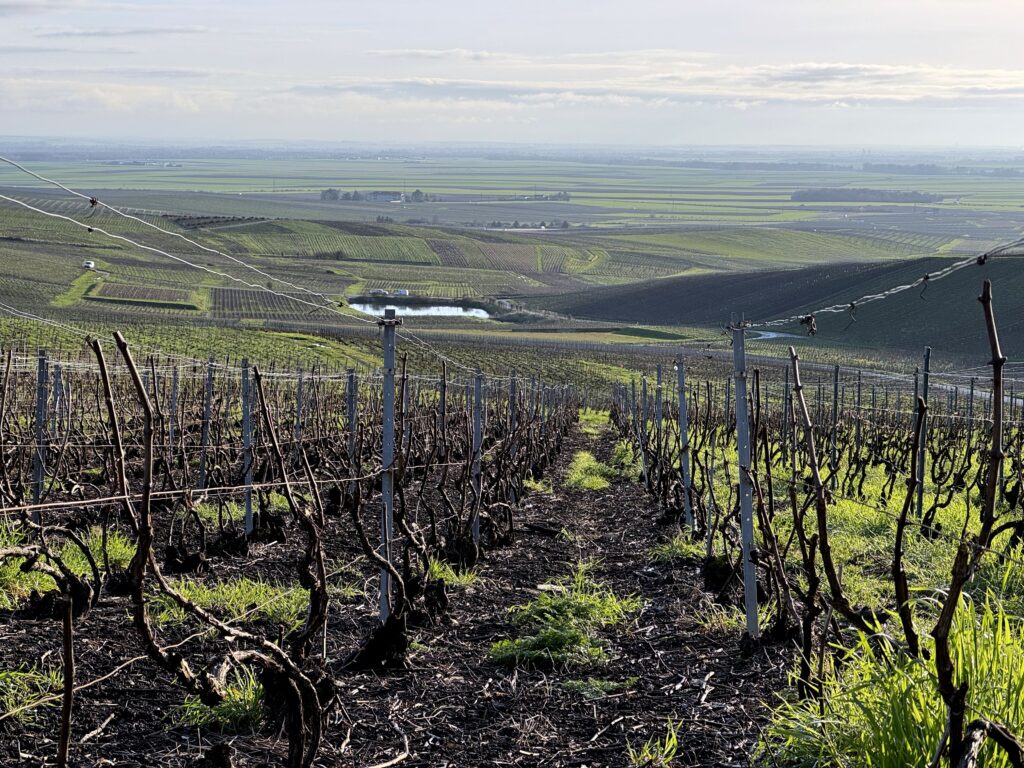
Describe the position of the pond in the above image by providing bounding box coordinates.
[349,302,492,319]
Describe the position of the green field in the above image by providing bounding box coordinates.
[2,148,1023,368]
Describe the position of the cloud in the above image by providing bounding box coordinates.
[0,0,145,15]
[5,54,1024,143]
[9,65,217,78]
[0,43,134,54]
[0,0,71,15]
[284,60,1024,109]
[369,48,518,62]
[34,24,209,38]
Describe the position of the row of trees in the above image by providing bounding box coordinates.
[320,189,433,202]
[486,220,571,229]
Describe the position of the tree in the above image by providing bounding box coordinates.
[561,220,570,229]
[410,189,426,203]
[352,190,364,201]
[320,188,340,201]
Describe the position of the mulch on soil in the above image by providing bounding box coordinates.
[0,424,789,767]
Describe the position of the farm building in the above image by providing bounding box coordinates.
[365,191,403,202]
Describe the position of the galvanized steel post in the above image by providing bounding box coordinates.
[732,326,759,640]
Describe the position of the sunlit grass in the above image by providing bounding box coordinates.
[177,667,263,732]
[765,597,1024,768]
[490,561,639,668]
[151,577,307,633]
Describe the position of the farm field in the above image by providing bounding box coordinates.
[4,149,1024,366]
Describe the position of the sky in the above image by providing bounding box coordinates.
[2,0,1024,147]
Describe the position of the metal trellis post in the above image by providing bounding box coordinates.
[379,309,400,623]
[732,326,759,640]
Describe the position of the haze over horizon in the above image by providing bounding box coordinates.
[2,0,1024,147]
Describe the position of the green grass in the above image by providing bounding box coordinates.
[52,271,101,307]
[579,408,609,439]
[628,719,681,767]
[489,561,639,668]
[0,523,133,608]
[427,558,480,588]
[565,451,617,491]
[187,501,243,527]
[151,577,308,633]
[610,439,642,481]
[177,667,264,732]
[765,597,1024,768]
[0,665,61,724]
[651,533,704,564]
[524,476,553,494]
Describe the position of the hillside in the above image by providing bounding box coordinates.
[536,255,1024,360]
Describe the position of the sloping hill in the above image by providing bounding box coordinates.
[537,255,1024,359]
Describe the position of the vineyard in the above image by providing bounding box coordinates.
[7,151,1024,767]
[5,276,1024,766]
[609,280,1024,766]
[0,325,591,766]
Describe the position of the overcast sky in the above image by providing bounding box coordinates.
[2,0,1023,146]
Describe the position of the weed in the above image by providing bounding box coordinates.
[650,533,704,564]
[0,665,61,724]
[696,601,775,634]
[188,502,242,527]
[579,408,609,439]
[489,561,639,667]
[152,577,307,633]
[177,667,263,731]
[428,558,480,588]
[524,476,553,494]
[765,596,1024,768]
[610,439,642,481]
[628,718,681,766]
[0,524,133,608]
[565,451,617,491]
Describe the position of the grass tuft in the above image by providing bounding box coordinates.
[565,451,617,491]
[628,718,681,766]
[177,667,263,731]
[524,476,553,494]
[0,665,61,724]
[152,577,307,633]
[0,523,133,608]
[610,439,642,481]
[428,558,480,588]
[765,596,1024,768]
[650,533,704,564]
[578,408,609,439]
[489,561,639,668]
